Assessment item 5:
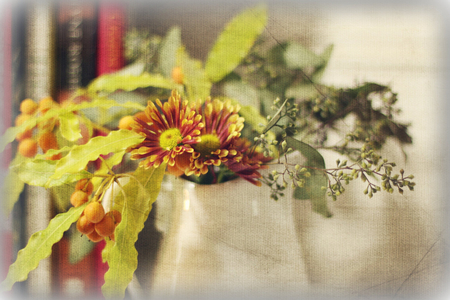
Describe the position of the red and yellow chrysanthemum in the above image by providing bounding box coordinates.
[127,90,204,169]
[225,138,272,186]
[187,98,245,176]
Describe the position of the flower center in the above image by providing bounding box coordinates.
[159,128,182,150]
[194,134,221,157]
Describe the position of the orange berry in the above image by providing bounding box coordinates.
[15,129,33,141]
[18,138,38,158]
[171,66,184,84]
[95,214,115,237]
[75,179,94,195]
[118,115,135,130]
[70,190,89,207]
[39,96,58,114]
[134,111,151,123]
[20,98,39,115]
[46,153,62,161]
[86,230,104,243]
[76,215,95,235]
[109,233,115,242]
[15,113,32,127]
[38,131,59,152]
[84,202,105,224]
[107,210,122,225]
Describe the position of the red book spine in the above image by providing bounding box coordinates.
[94,1,127,293]
[1,3,13,283]
[96,2,126,76]
[2,6,12,169]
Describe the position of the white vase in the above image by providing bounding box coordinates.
[150,174,310,298]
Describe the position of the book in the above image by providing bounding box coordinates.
[56,2,98,103]
[1,3,13,291]
[94,1,127,293]
[1,3,28,298]
[51,2,99,298]
[96,2,126,76]
[23,3,56,297]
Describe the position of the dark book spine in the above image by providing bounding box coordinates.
[4,3,28,298]
[56,2,98,103]
[52,2,99,298]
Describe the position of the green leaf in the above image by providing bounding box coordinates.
[48,130,144,184]
[205,4,268,83]
[12,158,92,188]
[59,112,82,142]
[262,98,289,134]
[284,42,324,69]
[102,165,165,299]
[224,80,259,107]
[177,47,211,102]
[50,183,75,213]
[293,169,331,217]
[286,136,324,168]
[68,229,96,265]
[312,44,334,82]
[0,204,86,291]
[286,137,332,217]
[159,26,182,78]
[87,72,175,95]
[1,155,26,216]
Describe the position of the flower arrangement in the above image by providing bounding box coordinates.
[0,4,415,299]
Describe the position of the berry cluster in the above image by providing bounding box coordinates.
[71,179,122,243]
[15,97,61,159]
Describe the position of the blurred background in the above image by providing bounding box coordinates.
[131,1,449,298]
[0,0,448,299]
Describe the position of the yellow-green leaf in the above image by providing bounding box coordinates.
[0,117,39,153]
[0,99,145,154]
[66,97,146,112]
[1,154,26,217]
[102,165,165,299]
[48,130,144,184]
[177,46,211,102]
[87,72,175,95]
[59,112,82,142]
[284,42,324,69]
[205,4,267,82]
[159,26,182,78]
[34,145,72,160]
[312,44,334,82]
[13,158,92,188]
[0,204,86,291]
